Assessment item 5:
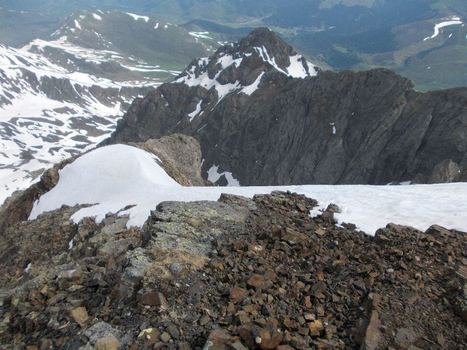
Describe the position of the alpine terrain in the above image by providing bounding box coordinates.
[0,138,466,349]
[0,10,214,203]
[0,3,466,350]
[107,28,467,186]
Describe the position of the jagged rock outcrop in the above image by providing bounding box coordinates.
[131,134,207,186]
[106,28,467,186]
[0,158,74,235]
[1,192,465,349]
[426,159,462,184]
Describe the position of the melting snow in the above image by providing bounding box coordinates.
[207,165,241,187]
[287,54,318,77]
[177,42,318,106]
[0,39,165,204]
[29,145,467,234]
[24,263,32,273]
[189,32,213,40]
[241,72,265,96]
[125,12,150,22]
[423,16,463,41]
[188,101,203,121]
[92,13,102,21]
[175,57,241,101]
[217,55,243,69]
[176,47,317,102]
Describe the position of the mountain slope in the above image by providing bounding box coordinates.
[0,10,214,204]
[107,28,467,186]
[1,1,466,89]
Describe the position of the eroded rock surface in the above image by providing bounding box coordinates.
[0,192,465,349]
[132,134,206,186]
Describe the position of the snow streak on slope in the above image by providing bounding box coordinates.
[423,16,463,41]
[125,12,150,22]
[29,145,467,234]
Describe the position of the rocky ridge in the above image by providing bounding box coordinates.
[0,191,465,349]
[107,28,467,186]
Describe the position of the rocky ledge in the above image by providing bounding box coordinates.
[0,192,466,349]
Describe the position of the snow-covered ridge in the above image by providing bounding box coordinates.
[29,145,467,234]
[423,16,464,41]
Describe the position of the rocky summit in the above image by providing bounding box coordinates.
[106,28,467,186]
[0,3,466,350]
[0,191,465,349]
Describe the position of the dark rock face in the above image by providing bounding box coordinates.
[0,158,74,235]
[106,29,467,185]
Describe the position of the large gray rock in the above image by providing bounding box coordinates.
[427,159,462,184]
[132,134,206,186]
[0,158,73,235]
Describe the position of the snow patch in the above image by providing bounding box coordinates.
[207,165,241,187]
[175,58,242,101]
[74,20,81,30]
[92,13,102,21]
[287,54,318,78]
[241,72,265,96]
[175,42,318,103]
[125,12,150,22]
[24,263,32,273]
[189,32,213,40]
[424,16,463,41]
[28,145,467,234]
[188,101,203,121]
[217,55,243,69]
[29,145,180,227]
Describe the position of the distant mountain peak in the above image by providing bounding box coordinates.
[238,27,293,54]
[174,28,318,101]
